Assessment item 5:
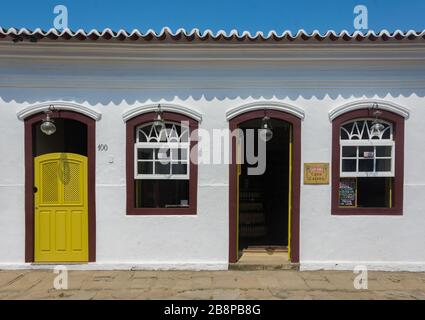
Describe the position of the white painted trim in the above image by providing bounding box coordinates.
[122,103,203,123]
[2,42,425,62]
[16,101,102,121]
[226,101,305,121]
[4,78,425,90]
[301,261,425,272]
[0,262,228,271]
[329,99,410,121]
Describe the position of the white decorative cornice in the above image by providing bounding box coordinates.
[226,101,305,121]
[122,103,203,123]
[2,42,425,62]
[16,101,102,121]
[328,99,410,121]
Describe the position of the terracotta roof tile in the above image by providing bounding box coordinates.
[1,27,425,43]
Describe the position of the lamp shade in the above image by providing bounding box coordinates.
[40,114,56,136]
[259,116,273,142]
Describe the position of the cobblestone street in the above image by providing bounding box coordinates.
[1,269,425,300]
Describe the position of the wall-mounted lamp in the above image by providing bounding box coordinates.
[370,103,384,137]
[40,105,57,136]
[259,110,273,142]
[153,104,166,133]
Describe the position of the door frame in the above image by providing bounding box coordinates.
[228,109,301,263]
[25,111,96,263]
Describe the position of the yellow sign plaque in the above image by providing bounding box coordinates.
[304,163,329,185]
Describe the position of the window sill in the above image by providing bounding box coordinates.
[126,207,197,216]
[332,207,403,216]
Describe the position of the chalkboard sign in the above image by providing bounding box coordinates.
[339,178,357,207]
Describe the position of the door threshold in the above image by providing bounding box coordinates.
[232,249,297,271]
[31,262,89,265]
[242,246,288,254]
[229,261,299,271]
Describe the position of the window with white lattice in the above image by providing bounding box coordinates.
[340,119,395,177]
[332,108,405,215]
[135,122,190,180]
[126,112,198,215]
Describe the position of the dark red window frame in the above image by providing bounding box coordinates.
[331,109,404,216]
[126,112,198,215]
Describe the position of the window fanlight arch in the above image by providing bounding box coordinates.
[340,118,393,141]
[136,121,189,144]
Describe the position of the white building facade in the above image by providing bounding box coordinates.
[0,28,425,271]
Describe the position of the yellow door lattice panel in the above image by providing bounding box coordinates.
[34,153,88,263]
[41,162,59,204]
[63,162,82,204]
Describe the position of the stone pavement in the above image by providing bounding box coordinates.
[1,269,425,300]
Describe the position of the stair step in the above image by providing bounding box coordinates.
[229,263,299,271]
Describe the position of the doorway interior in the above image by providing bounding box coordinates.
[237,118,291,261]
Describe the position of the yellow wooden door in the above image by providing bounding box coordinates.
[34,153,88,263]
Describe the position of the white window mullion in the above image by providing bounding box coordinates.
[340,119,394,177]
[135,122,191,180]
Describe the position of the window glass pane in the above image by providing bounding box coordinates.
[381,127,391,139]
[180,149,188,161]
[376,159,391,172]
[180,128,189,142]
[171,148,188,161]
[340,129,349,140]
[342,159,356,172]
[359,159,374,172]
[359,146,374,158]
[137,128,149,142]
[155,148,170,161]
[376,146,392,157]
[172,162,188,175]
[342,146,357,157]
[155,162,171,175]
[341,123,353,138]
[138,148,154,160]
[357,177,392,208]
[339,177,392,209]
[362,121,373,140]
[137,162,153,175]
[135,180,190,208]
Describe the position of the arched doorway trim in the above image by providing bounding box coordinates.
[226,101,305,121]
[228,108,301,263]
[17,101,102,121]
[24,110,96,263]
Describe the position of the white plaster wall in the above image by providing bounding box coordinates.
[0,51,425,270]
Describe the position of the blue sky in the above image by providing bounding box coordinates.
[0,0,424,33]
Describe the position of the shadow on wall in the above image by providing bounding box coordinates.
[0,88,423,107]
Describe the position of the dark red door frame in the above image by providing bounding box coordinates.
[24,111,96,263]
[228,110,301,263]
